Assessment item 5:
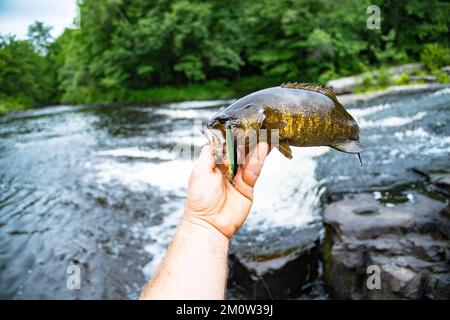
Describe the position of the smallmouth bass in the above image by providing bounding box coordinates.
[202,82,364,179]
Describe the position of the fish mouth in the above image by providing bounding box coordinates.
[201,128,225,158]
[207,119,219,128]
[207,118,226,129]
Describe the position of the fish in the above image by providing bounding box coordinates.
[202,82,364,179]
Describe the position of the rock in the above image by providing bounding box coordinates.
[322,192,450,299]
[328,63,423,94]
[336,83,450,105]
[328,75,364,94]
[423,273,450,299]
[227,225,321,299]
[442,66,450,75]
[412,167,450,195]
[387,63,424,75]
[433,174,450,187]
[365,254,432,299]
[410,75,437,83]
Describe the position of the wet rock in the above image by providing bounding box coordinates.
[322,192,450,299]
[412,167,450,195]
[328,63,423,94]
[336,83,450,105]
[227,225,321,299]
[365,254,432,299]
[423,273,450,299]
[409,75,437,83]
[328,75,363,94]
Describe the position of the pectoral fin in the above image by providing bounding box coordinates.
[332,140,365,154]
[278,141,293,159]
[263,119,287,146]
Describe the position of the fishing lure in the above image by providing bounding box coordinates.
[225,122,237,181]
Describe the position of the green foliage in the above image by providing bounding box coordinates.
[0,96,31,115]
[61,76,279,105]
[355,73,375,92]
[318,69,339,85]
[377,68,392,89]
[373,30,409,64]
[0,33,58,113]
[1,0,449,113]
[355,69,393,93]
[56,0,446,102]
[431,68,450,83]
[395,73,410,85]
[421,43,450,70]
[27,21,53,55]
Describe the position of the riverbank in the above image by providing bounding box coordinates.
[0,76,277,115]
[4,81,446,117]
[2,62,449,116]
[0,97,31,115]
[337,83,450,105]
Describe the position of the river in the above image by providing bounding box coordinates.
[1,87,449,299]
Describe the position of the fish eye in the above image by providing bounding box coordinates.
[218,117,227,124]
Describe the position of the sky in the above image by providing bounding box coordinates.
[0,0,78,39]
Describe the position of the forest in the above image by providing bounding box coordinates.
[0,0,449,114]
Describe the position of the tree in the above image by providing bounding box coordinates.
[2,0,449,110]
[27,21,53,55]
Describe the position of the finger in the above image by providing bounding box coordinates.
[242,142,269,187]
[194,144,216,173]
[243,141,269,170]
[231,168,252,200]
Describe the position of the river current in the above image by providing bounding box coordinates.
[1,87,449,298]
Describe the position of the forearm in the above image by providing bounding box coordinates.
[140,216,230,300]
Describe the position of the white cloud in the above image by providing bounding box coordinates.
[0,0,77,39]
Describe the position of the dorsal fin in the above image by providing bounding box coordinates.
[280,82,337,101]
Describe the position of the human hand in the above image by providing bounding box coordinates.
[183,142,270,239]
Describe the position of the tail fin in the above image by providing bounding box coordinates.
[332,140,365,167]
[332,140,365,154]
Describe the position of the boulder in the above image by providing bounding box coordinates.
[227,225,321,299]
[327,75,363,94]
[423,273,450,299]
[327,63,423,94]
[409,75,437,83]
[322,192,449,299]
[412,167,450,196]
[336,83,450,105]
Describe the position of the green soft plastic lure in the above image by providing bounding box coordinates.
[225,123,237,180]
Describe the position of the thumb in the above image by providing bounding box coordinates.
[193,144,216,175]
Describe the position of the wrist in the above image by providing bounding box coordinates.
[181,214,231,245]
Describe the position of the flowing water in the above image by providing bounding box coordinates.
[0,87,449,299]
